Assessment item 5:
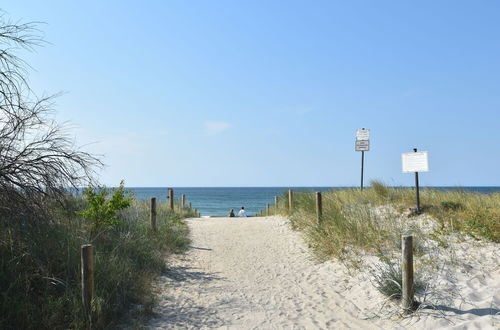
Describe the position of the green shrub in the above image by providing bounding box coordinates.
[79,180,133,234]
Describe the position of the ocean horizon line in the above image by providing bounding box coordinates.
[108,185,500,189]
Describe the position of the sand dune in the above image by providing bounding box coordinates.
[148,216,499,329]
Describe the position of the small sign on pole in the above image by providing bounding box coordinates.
[402,149,429,214]
[355,140,370,151]
[355,128,370,190]
[356,129,370,141]
[402,152,429,173]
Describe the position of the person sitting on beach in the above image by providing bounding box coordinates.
[238,207,247,217]
[229,209,235,217]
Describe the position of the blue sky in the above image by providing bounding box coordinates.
[3,1,500,186]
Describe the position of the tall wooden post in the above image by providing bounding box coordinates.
[402,235,414,312]
[150,197,157,231]
[275,196,279,213]
[189,202,192,209]
[181,194,186,209]
[316,192,322,224]
[288,189,293,213]
[266,203,270,216]
[81,244,94,321]
[168,188,174,211]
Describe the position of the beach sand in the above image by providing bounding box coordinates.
[148,216,499,329]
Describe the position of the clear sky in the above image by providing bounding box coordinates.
[3,1,500,187]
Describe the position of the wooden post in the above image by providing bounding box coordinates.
[181,194,186,209]
[288,189,293,213]
[150,197,157,231]
[81,244,94,321]
[402,235,414,312]
[316,191,322,224]
[266,203,270,216]
[189,202,192,209]
[275,196,279,213]
[168,188,174,211]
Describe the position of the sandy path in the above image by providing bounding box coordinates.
[147,217,499,330]
[148,217,379,329]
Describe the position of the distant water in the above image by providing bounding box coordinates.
[126,187,500,217]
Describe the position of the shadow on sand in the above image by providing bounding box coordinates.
[424,305,500,317]
[151,265,232,328]
[162,265,222,283]
[188,245,212,251]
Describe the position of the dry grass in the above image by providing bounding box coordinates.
[279,182,498,262]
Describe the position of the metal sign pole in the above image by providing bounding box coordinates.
[356,128,369,191]
[361,150,365,190]
[413,148,420,214]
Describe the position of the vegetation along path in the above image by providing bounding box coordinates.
[148,216,394,329]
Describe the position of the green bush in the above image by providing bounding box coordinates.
[79,180,133,234]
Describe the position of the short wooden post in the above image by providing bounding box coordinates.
[288,189,293,213]
[168,188,174,211]
[316,192,322,223]
[81,244,94,321]
[181,194,186,209]
[402,235,414,312]
[150,197,157,231]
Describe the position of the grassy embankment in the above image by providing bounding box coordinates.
[0,192,194,329]
[272,182,498,260]
[269,182,499,300]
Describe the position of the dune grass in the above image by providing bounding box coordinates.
[277,182,498,263]
[272,182,499,303]
[0,195,194,329]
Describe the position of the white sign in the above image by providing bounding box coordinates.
[356,129,370,141]
[355,140,369,151]
[402,152,429,173]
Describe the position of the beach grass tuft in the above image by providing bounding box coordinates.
[371,260,426,301]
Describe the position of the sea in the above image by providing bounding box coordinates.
[125,187,500,217]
